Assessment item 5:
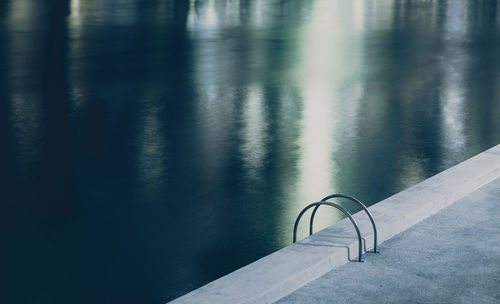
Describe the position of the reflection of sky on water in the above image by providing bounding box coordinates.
[297,85,335,203]
[293,0,368,234]
[188,0,219,30]
[70,0,81,20]
[240,85,268,184]
[440,1,468,165]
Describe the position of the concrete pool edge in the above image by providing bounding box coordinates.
[168,144,500,304]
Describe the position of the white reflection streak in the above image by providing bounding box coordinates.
[187,0,197,28]
[205,0,218,27]
[296,1,340,206]
[440,3,467,155]
[294,0,368,227]
[441,69,465,152]
[297,86,334,204]
[252,0,263,28]
[353,0,365,31]
[188,0,219,30]
[8,0,33,22]
[241,86,267,182]
[70,0,81,19]
[69,0,86,112]
[446,1,467,37]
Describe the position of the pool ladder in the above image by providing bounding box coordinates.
[293,194,378,262]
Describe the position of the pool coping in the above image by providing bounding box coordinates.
[168,144,500,304]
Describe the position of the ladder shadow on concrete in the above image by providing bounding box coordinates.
[311,235,368,252]
[295,242,366,262]
[293,194,379,263]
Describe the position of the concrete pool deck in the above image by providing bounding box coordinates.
[277,176,500,304]
[169,144,500,304]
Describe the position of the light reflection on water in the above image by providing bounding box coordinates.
[1,0,500,303]
[240,85,268,184]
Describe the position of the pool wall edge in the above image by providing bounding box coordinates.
[168,144,500,304]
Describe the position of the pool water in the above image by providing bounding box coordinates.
[1,0,499,303]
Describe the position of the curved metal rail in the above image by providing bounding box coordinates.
[309,194,378,253]
[293,201,364,262]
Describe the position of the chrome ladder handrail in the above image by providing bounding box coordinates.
[309,194,378,253]
[293,201,364,262]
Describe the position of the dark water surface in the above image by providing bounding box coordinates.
[1,0,500,303]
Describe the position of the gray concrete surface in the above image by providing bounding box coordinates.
[276,177,500,304]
